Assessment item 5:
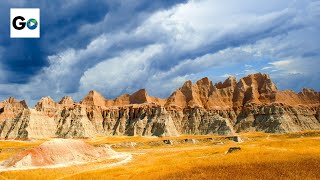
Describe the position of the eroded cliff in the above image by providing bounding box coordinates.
[0,73,319,139]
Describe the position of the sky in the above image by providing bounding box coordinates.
[0,0,319,106]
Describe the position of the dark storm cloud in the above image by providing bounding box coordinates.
[0,0,109,83]
[0,0,185,85]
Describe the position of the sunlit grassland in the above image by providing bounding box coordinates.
[1,131,320,180]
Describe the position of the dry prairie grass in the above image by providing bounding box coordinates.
[0,131,320,180]
[82,134,231,146]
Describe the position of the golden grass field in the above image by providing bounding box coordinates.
[1,131,320,180]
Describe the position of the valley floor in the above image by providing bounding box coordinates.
[1,131,320,180]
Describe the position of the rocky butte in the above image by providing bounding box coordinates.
[0,73,319,139]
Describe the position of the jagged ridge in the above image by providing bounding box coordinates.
[0,73,319,139]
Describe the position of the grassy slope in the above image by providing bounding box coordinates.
[0,132,320,179]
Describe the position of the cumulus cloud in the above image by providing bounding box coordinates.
[79,44,164,98]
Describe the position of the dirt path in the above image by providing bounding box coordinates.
[58,146,213,179]
[57,152,132,180]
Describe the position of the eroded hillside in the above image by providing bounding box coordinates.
[0,73,319,139]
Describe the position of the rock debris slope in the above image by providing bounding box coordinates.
[0,73,319,139]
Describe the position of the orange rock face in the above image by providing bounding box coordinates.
[207,76,236,110]
[0,97,27,124]
[108,89,166,107]
[166,80,202,108]
[58,96,75,106]
[35,96,58,117]
[167,73,318,110]
[80,90,108,108]
[232,73,278,107]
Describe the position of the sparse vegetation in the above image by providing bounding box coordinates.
[1,131,320,179]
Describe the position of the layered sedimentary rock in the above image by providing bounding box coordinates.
[0,139,118,169]
[0,73,319,139]
[235,103,320,133]
[59,96,75,106]
[113,89,166,106]
[0,97,29,139]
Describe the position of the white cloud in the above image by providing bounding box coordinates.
[134,0,296,54]
[269,59,292,68]
[79,44,164,98]
[261,66,272,70]
[268,58,318,75]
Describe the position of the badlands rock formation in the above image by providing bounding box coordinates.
[0,73,319,139]
[0,139,118,169]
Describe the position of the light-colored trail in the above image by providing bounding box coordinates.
[57,152,132,180]
[57,146,215,179]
